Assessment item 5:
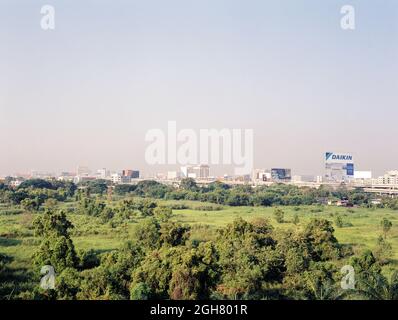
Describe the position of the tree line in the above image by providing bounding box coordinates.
[2,178,398,210]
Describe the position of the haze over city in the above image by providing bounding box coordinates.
[1,0,397,177]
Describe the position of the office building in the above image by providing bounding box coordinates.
[271,168,292,182]
[122,169,140,179]
[325,152,354,183]
[181,165,210,179]
[375,171,398,185]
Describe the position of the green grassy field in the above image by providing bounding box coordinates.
[1,201,398,283]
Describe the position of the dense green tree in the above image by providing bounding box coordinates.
[32,209,78,273]
[180,178,198,191]
[215,218,283,299]
[159,222,190,247]
[134,180,170,198]
[133,218,161,250]
[56,268,82,300]
[18,179,54,190]
[20,198,40,212]
[350,250,381,276]
[154,206,173,222]
[302,219,341,262]
[85,180,109,195]
[114,184,136,195]
[130,242,218,300]
[356,271,398,300]
[136,199,157,217]
[99,207,115,223]
[130,282,151,300]
[226,191,251,206]
[76,267,124,300]
[77,197,106,217]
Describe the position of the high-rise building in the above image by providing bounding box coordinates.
[97,168,108,179]
[181,166,194,178]
[181,165,209,179]
[196,165,210,179]
[325,152,354,183]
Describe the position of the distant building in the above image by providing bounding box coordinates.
[111,173,121,184]
[60,172,74,177]
[252,169,271,182]
[354,171,372,185]
[325,152,354,183]
[195,165,210,179]
[301,175,316,182]
[57,175,74,182]
[375,171,398,185]
[122,170,140,179]
[73,176,96,184]
[292,175,302,182]
[271,168,292,182]
[181,166,191,178]
[181,165,209,179]
[96,168,108,179]
[111,173,131,184]
[10,180,23,188]
[30,171,55,179]
[354,171,372,179]
[77,166,91,176]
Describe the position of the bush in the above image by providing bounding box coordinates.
[374,236,393,265]
[165,203,189,210]
[194,205,223,211]
[334,215,344,228]
[154,206,173,222]
[273,208,284,223]
[78,249,100,270]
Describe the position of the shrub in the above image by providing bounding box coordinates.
[273,208,284,223]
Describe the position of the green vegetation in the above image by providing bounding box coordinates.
[1,178,398,300]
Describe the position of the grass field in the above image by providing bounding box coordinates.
[1,200,398,286]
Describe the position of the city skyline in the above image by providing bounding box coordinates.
[0,148,394,179]
[1,1,397,177]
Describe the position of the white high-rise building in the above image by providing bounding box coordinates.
[375,171,398,185]
[111,173,122,184]
[97,168,108,179]
[181,165,210,179]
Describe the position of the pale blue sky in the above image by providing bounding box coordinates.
[1,0,397,176]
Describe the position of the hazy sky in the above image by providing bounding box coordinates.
[1,0,397,177]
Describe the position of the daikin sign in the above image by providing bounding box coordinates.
[325,152,355,180]
[325,152,354,163]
